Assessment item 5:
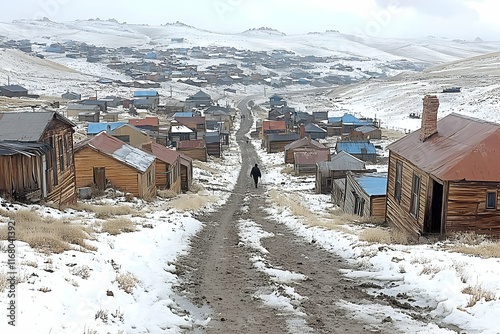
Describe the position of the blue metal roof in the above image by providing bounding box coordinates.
[173,112,196,118]
[133,91,158,97]
[87,122,127,135]
[355,174,387,196]
[336,141,376,155]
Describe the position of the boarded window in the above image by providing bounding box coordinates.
[410,174,421,218]
[394,161,402,203]
[58,138,64,172]
[65,134,71,167]
[486,192,497,209]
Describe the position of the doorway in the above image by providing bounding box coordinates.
[93,167,106,190]
[425,180,443,234]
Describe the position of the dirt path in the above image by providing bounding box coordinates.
[174,99,406,333]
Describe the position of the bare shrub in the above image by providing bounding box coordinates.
[165,193,213,211]
[0,210,95,254]
[71,265,91,279]
[95,309,109,324]
[450,231,488,246]
[419,264,441,276]
[157,189,178,199]
[116,272,140,294]
[0,272,7,292]
[188,182,205,193]
[390,228,412,245]
[111,308,125,323]
[69,203,138,219]
[462,285,496,307]
[359,228,391,244]
[101,219,136,235]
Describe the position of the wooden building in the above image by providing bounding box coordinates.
[74,132,156,201]
[343,172,387,220]
[174,116,206,139]
[284,136,328,164]
[180,154,193,192]
[0,112,77,205]
[205,132,221,158]
[336,140,377,162]
[128,117,159,132]
[315,151,367,194]
[169,124,196,146]
[176,139,207,162]
[142,142,181,194]
[111,124,151,148]
[0,85,28,97]
[344,125,382,140]
[264,133,300,154]
[387,95,500,238]
[293,149,330,176]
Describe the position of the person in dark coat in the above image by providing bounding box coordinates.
[250,163,261,188]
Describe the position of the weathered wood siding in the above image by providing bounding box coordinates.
[0,154,44,201]
[75,147,156,200]
[155,158,181,194]
[446,181,500,235]
[294,163,316,176]
[268,141,293,153]
[41,118,77,205]
[177,147,207,162]
[206,143,221,157]
[386,152,429,239]
[344,173,371,217]
[371,196,386,218]
[113,126,151,148]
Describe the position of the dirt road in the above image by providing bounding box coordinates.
[174,99,403,333]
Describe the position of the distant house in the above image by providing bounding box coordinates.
[176,139,207,162]
[312,111,328,121]
[62,91,81,100]
[142,142,181,194]
[87,122,127,136]
[293,149,330,175]
[81,99,108,112]
[264,133,300,154]
[315,151,367,194]
[174,116,206,140]
[110,124,151,148]
[78,111,100,123]
[67,104,100,118]
[387,95,500,238]
[128,117,159,132]
[204,132,221,158]
[133,91,160,109]
[169,124,196,146]
[304,123,327,140]
[0,85,28,97]
[336,140,377,162]
[0,112,77,205]
[74,132,156,201]
[269,94,286,108]
[343,172,387,219]
[101,96,122,108]
[184,90,212,111]
[344,125,382,140]
[261,120,286,139]
[284,136,328,164]
[328,114,375,137]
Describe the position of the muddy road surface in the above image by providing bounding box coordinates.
[174,99,409,333]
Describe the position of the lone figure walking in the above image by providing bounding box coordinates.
[250,163,261,188]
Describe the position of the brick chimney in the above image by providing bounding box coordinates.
[299,124,305,139]
[420,95,439,142]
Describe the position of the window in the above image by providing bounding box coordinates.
[486,192,497,209]
[410,174,421,218]
[394,161,402,203]
[353,193,365,217]
[58,138,64,172]
[65,135,71,167]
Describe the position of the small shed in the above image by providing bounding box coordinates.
[336,140,377,162]
[78,111,100,123]
[343,172,387,219]
[62,91,81,100]
[67,104,100,118]
[205,132,221,157]
[0,85,28,97]
[344,125,382,140]
[169,124,196,146]
[315,151,367,194]
[179,154,193,192]
[294,149,330,175]
[74,132,156,201]
[176,139,207,162]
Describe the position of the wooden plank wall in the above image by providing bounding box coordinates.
[206,143,221,157]
[386,152,429,239]
[446,181,500,235]
[371,196,386,218]
[177,148,207,162]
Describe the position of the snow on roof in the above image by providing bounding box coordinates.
[170,125,193,133]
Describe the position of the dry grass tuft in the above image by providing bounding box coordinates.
[280,166,294,175]
[390,229,413,245]
[157,189,178,199]
[450,243,500,259]
[0,209,95,254]
[165,193,213,211]
[450,232,488,246]
[69,203,138,219]
[359,228,392,244]
[101,219,136,235]
[462,285,496,307]
[116,272,140,294]
[188,182,205,194]
[0,272,7,292]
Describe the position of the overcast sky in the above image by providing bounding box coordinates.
[1,0,499,40]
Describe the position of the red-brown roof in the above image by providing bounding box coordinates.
[142,142,179,164]
[174,116,206,125]
[294,149,330,165]
[388,113,500,182]
[263,120,286,131]
[285,136,326,150]
[128,117,159,127]
[176,139,206,149]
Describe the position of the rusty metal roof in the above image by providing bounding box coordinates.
[388,113,500,182]
[78,132,155,172]
[142,142,179,164]
[263,120,286,131]
[128,117,159,127]
[284,136,326,150]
